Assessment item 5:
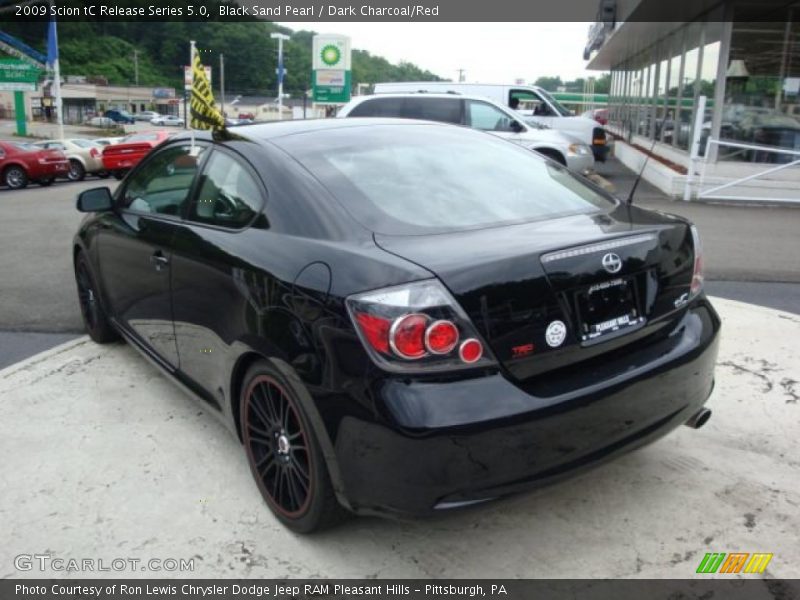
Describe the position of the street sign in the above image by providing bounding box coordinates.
[0,82,36,91]
[0,57,41,84]
[312,34,351,104]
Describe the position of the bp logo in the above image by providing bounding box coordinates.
[320,44,341,66]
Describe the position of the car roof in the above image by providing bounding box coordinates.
[359,92,499,101]
[170,118,444,143]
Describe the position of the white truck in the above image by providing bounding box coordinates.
[373,82,610,162]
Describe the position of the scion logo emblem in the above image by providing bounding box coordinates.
[602,252,623,274]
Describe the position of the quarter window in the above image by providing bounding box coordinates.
[402,98,463,124]
[121,144,203,216]
[348,97,405,117]
[188,152,263,228]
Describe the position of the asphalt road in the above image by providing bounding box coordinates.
[0,161,798,368]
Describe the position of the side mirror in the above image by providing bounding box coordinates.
[76,187,114,213]
[511,120,524,133]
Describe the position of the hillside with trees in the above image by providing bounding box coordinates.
[1,20,443,96]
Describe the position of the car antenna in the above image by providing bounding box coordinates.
[626,109,672,206]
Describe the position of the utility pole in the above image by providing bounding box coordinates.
[457,68,465,83]
[133,49,139,86]
[270,32,290,120]
[220,53,225,116]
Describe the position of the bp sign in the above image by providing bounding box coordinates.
[312,34,351,104]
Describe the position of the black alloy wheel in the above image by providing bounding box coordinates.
[68,159,86,181]
[74,252,119,343]
[240,361,347,532]
[4,165,28,189]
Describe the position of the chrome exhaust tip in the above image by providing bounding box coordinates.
[685,407,712,429]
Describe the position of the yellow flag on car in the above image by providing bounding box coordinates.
[190,53,225,131]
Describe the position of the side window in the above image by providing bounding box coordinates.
[512,91,554,117]
[403,98,462,124]
[348,97,404,117]
[466,101,516,132]
[187,151,263,229]
[121,144,204,216]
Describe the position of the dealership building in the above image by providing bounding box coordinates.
[585,1,800,202]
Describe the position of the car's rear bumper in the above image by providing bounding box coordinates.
[102,155,144,170]
[333,299,720,516]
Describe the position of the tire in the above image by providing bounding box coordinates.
[3,165,28,189]
[97,171,111,179]
[38,177,55,186]
[112,170,126,180]
[68,159,86,181]
[536,148,567,166]
[240,360,349,533]
[74,252,119,344]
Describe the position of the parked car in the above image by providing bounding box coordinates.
[86,116,114,128]
[338,93,595,174]
[33,139,109,181]
[150,115,185,127]
[582,107,609,126]
[73,120,719,532]
[0,140,69,189]
[104,110,135,125]
[238,112,255,120]
[373,81,611,161]
[101,131,173,179]
[134,111,161,122]
[225,118,254,127]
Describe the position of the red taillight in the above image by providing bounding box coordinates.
[347,280,496,372]
[355,312,391,354]
[459,339,484,363]
[390,313,428,359]
[425,320,459,355]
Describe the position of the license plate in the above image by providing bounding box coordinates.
[575,277,644,341]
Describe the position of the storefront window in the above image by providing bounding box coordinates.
[719,14,800,162]
[607,14,722,154]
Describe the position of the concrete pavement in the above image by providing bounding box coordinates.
[1,297,798,579]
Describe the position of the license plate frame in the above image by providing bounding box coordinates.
[574,276,644,342]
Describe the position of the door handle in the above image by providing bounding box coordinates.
[150,251,169,271]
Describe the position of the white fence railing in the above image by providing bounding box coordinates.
[684,96,800,203]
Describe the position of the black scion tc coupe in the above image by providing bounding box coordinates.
[73,119,720,532]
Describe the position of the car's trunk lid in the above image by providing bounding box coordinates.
[374,205,696,384]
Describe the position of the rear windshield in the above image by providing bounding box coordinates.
[277,124,613,235]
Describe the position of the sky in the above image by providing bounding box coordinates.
[278,22,601,83]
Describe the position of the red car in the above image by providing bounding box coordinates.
[0,141,69,189]
[102,131,174,179]
[582,108,609,126]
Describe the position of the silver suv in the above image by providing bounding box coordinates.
[337,92,595,174]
